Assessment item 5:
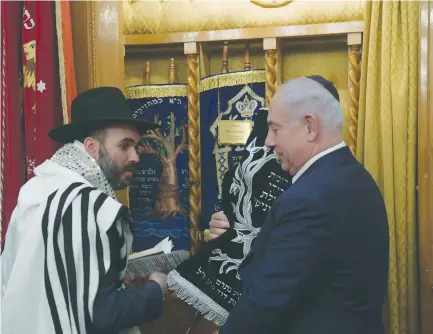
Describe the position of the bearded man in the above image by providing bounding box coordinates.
[1,87,167,334]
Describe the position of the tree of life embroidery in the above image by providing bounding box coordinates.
[209,138,276,279]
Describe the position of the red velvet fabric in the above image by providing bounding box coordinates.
[22,0,62,179]
[1,1,65,247]
[1,1,25,247]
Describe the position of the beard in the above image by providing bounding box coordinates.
[98,145,134,190]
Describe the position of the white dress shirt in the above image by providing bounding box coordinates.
[292,141,346,184]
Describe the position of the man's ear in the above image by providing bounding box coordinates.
[83,137,100,160]
[304,114,319,142]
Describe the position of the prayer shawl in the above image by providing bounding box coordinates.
[167,108,291,325]
[1,143,138,334]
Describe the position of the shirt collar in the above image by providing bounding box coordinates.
[292,141,346,184]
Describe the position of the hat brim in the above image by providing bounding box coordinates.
[48,118,160,143]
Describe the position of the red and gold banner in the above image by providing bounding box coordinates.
[22,0,63,179]
[1,1,26,246]
[1,0,76,246]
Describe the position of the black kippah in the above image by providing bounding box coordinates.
[306,75,340,102]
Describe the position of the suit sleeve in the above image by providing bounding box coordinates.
[92,278,163,333]
[219,197,333,334]
[90,224,164,333]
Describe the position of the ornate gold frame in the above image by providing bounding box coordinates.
[250,0,293,9]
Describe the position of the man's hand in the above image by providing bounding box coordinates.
[149,271,168,294]
[209,211,230,240]
[123,273,147,289]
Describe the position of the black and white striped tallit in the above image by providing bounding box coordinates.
[42,182,126,333]
[1,142,140,334]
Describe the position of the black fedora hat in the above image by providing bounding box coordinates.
[49,87,160,142]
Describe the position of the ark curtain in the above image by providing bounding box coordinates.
[126,85,190,251]
[1,0,76,247]
[22,0,63,179]
[1,1,25,247]
[357,2,419,334]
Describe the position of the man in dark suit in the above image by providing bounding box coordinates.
[211,76,389,334]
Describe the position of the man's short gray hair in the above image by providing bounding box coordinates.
[276,77,343,132]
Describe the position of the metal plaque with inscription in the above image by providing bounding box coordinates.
[218,120,253,145]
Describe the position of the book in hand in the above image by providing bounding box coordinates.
[125,237,189,280]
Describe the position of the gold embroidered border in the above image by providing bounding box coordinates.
[213,146,231,199]
[126,84,187,99]
[1,29,6,246]
[55,0,69,124]
[88,1,97,88]
[199,70,266,93]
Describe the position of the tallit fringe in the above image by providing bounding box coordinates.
[167,269,229,326]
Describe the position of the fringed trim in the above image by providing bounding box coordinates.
[167,269,229,326]
[125,84,187,99]
[55,0,69,124]
[199,70,265,93]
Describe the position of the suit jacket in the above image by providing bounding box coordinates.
[219,147,389,334]
[92,221,163,334]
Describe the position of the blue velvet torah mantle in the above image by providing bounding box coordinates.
[126,84,190,252]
